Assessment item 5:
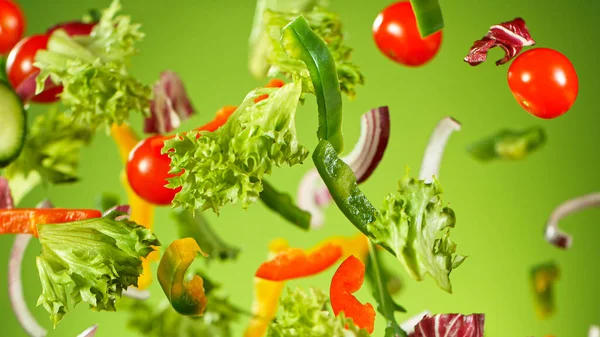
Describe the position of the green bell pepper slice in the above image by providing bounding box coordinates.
[410,0,444,37]
[260,179,311,231]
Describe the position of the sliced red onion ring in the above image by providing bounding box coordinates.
[0,177,14,209]
[590,325,600,337]
[419,117,461,183]
[401,310,430,335]
[15,70,60,103]
[544,193,600,249]
[144,71,195,134]
[297,106,390,228]
[76,324,98,337]
[122,286,151,300]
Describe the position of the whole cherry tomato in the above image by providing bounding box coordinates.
[126,136,181,206]
[508,48,578,119]
[373,1,442,67]
[0,0,25,54]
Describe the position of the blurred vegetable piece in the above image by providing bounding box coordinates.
[530,261,560,319]
[281,15,344,153]
[77,325,98,337]
[330,233,370,263]
[255,241,342,281]
[172,208,240,263]
[0,177,14,208]
[0,208,102,236]
[408,0,444,37]
[299,106,391,228]
[266,287,369,337]
[157,238,208,316]
[330,255,376,334]
[467,126,546,162]
[464,18,535,66]
[365,240,407,337]
[259,179,311,231]
[401,311,430,335]
[373,1,443,66]
[410,314,485,337]
[0,81,26,168]
[419,117,460,183]
[145,71,195,134]
[34,0,152,128]
[590,326,600,337]
[543,193,600,249]
[0,0,26,54]
[36,211,159,325]
[245,238,289,337]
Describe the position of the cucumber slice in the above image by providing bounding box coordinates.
[0,81,26,168]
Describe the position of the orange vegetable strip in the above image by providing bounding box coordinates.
[0,209,102,237]
[330,255,376,334]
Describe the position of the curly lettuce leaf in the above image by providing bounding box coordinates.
[36,211,160,326]
[368,168,465,293]
[467,126,546,162]
[4,108,93,198]
[34,0,151,128]
[266,287,369,337]
[163,79,309,214]
[264,7,364,98]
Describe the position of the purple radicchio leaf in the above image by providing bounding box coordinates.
[144,71,195,134]
[464,18,535,66]
[0,177,14,209]
[409,314,485,337]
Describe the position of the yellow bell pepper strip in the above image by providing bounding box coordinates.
[110,122,158,289]
[157,237,209,316]
[244,239,289,337]
[328,233,370,263]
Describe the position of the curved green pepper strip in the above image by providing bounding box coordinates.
[157,237,208,316]
[281,15,344,154]
[260,179,311,231]
[312,139,394,255]
[410,0,444,37]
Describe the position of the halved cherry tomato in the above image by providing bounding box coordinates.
[372,1,442,67]
[507,48,578,119]
[0,0,25,55]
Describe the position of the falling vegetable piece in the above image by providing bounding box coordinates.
[409,0,444,37]
[281,15,344,153]
[464,18,535,66]
[0,208,102,237]
[260,179,311,231]
[0,177,13,208]
[245,238,290,337]
[365,240,407,337]
[299,106,391,228]
[330,255,376,334]
[544,193,600,249]
[590,326,600,337]
[530,261,560,319]
[77,325,98,337]
[255,241,342,281]
[157,238,208,316]
[419,117,460,183]
[410,314,485,337]
[401,311,430,335]
[467,126,546,162]
[145,71,195,134]
[329,233,370,263]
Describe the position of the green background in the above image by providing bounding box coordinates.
[1,0,599,336]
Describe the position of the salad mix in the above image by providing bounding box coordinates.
[0,0,595,336]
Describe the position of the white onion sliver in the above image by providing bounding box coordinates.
[297,170,325,229]
[400,310,430,334]
[9,234,47,337]
[419,117,461,183]
[589,325,600,337]
[76,324,98,337]
[123,287,151,300]
[544,192,600,249]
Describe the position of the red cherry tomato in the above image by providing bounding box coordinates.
[372,1,442,67]
[0,0,26,55]
[47,21,96,36]
[507,48,579,119]
[126,136,181,206]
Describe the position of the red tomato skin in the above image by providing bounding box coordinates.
[47,21,96,37]
[0,0,25,54]
[126,136,181,206]
[372,1,442,67]
[508,48,579,119]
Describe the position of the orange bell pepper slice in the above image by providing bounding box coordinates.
[255,241,342,281]
[244,238,289,337]
[0,209,102,237]
[330,255,376,334]
[157,237,209,316]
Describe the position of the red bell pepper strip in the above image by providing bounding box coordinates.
[255,241,342,281]
[330,255,376,334]
[0,208,102,237]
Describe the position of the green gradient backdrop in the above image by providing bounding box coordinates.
[1,0,599,336]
